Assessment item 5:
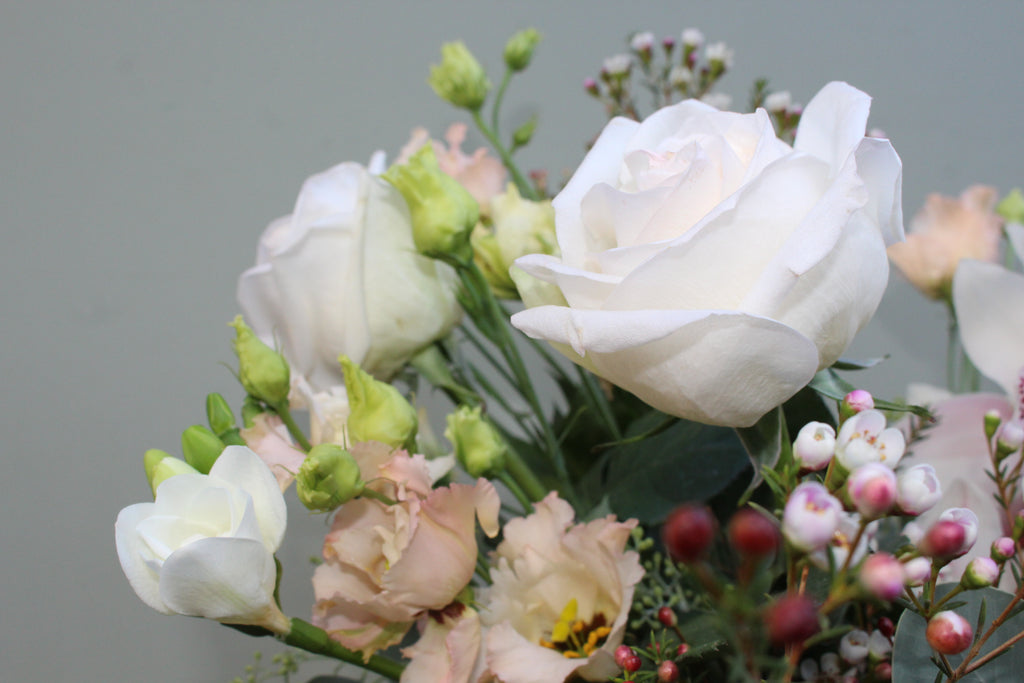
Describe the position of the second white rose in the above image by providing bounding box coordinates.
[511,82,903,427]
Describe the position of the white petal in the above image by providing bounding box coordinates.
[953,260,1024,397]
[1007,222,1024,266]
[794,82,872,172]
[514,253,621,310]
[115,503,172,614]
[853,137,904,246]
[210,446,287,552]
[159,536,277,622]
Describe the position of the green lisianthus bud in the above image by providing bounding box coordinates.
[144,448,198,496]
[181,424,226,474]
[428,41,491,110]
[383,145,479,262]
[295,444,364,512]
[512,115,538,148]
[340,355,418,449]
[445,405,507,477]
[997,188,1024,224]
[504,28,541,72]
[241,396,265,428]
[228,315,291,406]
[206,392,237,436]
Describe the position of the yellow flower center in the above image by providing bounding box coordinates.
[538,598,612,659]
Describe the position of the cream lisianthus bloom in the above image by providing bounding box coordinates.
[475,494,643,683]
[114,446,289,633]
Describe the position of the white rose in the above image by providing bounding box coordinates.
[238,157,462,391]
[511,82,903,427]
[114,446,290,632]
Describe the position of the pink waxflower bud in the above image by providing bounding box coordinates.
[903,556,933,586]
[841,389,875,420]
[938,508,980,556]
[662,504,716,563]
[793,421,836,470]
[783,482,842,552]
[661,36,675,52]
[926,611,973,655]
[728,507,781,558]
[835,410,906,470]
[583,78,600,97]
[764,594,820,647]
[847,463,898,518]
[657,660,680,683]
[992,536,1016,561]
[984,409,1003,440]
[919,520,967,560]
[996,420,1024,456]
[896,464,943,515]
[961,556,999,589]
[860,552,905,601]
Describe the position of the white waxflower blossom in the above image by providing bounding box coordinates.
[630,31,655,53]
[669,65,694,87]
[705,41,734,68]
[602,54,633,76]
[681,28,704,47]
[764,91,792,112]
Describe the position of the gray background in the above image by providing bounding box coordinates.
[4,2,1023,681]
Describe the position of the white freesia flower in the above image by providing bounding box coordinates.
[511,82,903,427]
[114,446,289,632]
[238,159,461,391]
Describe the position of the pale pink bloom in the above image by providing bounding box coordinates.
[903,556,933,586]
[398,123,507,212]
[835,409,906,470]
[400,607,482,683]
[792,421,836,470]
[474,494,643,683]
[846,463,898,518]
[896,464,942,515]
[239,413,307,491]
[312,448,500,658]
[859,552,905,600]
[888,185,1002,299]
[783,482,842,552]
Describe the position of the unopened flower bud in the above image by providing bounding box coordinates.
[939,508,980,556]
[583,77,600,97]
[926,611,973,655]
[630,31,655,61]
[668,65,693,89]
[662,503,716,563]
[429,41,491,110]
[473,183,556,298]
[384,145,479,262]
[783,482,842,552]
[657,660,679,683]
[295,444,364,512]
[143,448,198,496]
[860,552,905,601]
[992,536,1016,561]
[241,395,265,428]
[961,556,999,589]
[503,28,541,72]
[996,420,1024,457]
[847,463,898,519]
[839,629,870,664]
[206,392,237,436]
[840,389,875,421]
[445,404,507,477]
[874,662,893,681]
[920,512,977,562]
[728,507,780,558]
[181,424,226,474]
[511,116,538,148]
[340,355,418,449]
[984,409,1003,441]
[793,421,836,470]
[764,594,820,647]
[877,616,896,638]
[228,315,291,406]
[661,36,675,53]
[903,556,933,586]
[896,464,942,515]
[705,41,734,75]
[997,188,1024,224]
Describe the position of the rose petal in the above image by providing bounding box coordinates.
[794,81,872,173]
[853,137,904,246]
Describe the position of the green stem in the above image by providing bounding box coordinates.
[283,618,404,680]
[503,444,548,504]
[471,110,538,200]
[271,402,312,452]
[576,366,622,441]
[498,470,534,512]
[491,69,513,135]
[359,487,398,507]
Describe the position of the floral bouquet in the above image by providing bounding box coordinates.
[114,27,1024,683]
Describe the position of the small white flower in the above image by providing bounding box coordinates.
[896,464,942,515]
[835,409,906,470]
[630,31,656,53]
[602,54,633,76]
[783,482,842,552]
[869,630,892,658]
[839,629,870,663]
[764,91,792,112]
[699,92,733,110]
[681,27,704,47]
[793,421,836,470]
[705,41,734,67]
[668,65,693,87]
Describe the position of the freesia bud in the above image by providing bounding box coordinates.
[847,463,898,518]
[662,504,716,563]
[926,611,973,655]
[793,421,836,470]
[445,404,507,477]
[896,464,942,515]
[181,424,226,474]
[503,28,541,72]
[859,552,905,601]
[228,316,291,406]
[340,355,417,449]
[764,594,820,647]
[960,556,999,589]
[992,536,1016,561]
[295,444,364,513]
[428,41,491,110]
[783,482,842,552]
[383,145,479,262]
[834,410,906,470]
[206,392,237,436]
[903,556,933,586]
[143,449,198,496]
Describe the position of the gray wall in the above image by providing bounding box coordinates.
[4,3,1023,680]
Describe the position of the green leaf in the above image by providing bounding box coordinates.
[893,585,1024,682]
[809,368,932,419]
[832,355,888,370]
[735,406,783,500]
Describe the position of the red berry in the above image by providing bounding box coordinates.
[657,660,680,683]
[877,616,895,639]
[676,643,689,657]
[662,504,716,563]
[657,606,677,627]
[623,654,641,673]
[614,645,635,669]
[728,508,780,558]
[874,662,893,681]
[763,594,820,647]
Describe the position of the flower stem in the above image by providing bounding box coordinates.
[471,110,539,200]
[282,618,404,681]
[271,401,312,452]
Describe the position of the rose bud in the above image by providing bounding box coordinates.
[764,594,820,647]
[992,536,1016,561]
[896,464,943,515]
[926,611,973,655]
[783,482,842,552]
[662,504,716,563]
[728,507,781,558]
[657,660,679,683]
[961,556,999,589]
[793,421,836,470]
[847,463,898,519]
[859,552,905,601]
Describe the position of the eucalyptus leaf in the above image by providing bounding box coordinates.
[892,586,1024,682]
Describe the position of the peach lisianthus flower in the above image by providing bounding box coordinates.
[239,413,307,491]
[398,123,507,212]
[888,185,1003,300]
[312,443,500,658]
